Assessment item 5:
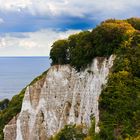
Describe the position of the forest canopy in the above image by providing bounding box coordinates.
[50,18,139,71]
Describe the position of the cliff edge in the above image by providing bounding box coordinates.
[4,56,114,140]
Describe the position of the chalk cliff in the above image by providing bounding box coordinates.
[4,55,115,140]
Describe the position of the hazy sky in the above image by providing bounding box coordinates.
[0,0,140,56]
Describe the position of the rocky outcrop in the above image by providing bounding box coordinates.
[4,55,115,140]
[4,114,19,140]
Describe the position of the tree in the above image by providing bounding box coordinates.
[92,21,135,56]
[68,31,94,70]
[50,40,69,65]
[127,17,140,30]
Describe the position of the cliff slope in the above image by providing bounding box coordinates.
[4,55,114,140]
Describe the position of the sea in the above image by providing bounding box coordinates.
[0,57,50,100]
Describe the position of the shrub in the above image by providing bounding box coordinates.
[127,17,140,30]
[50,19,135,70]
[91,21,135,56]
[99,46,140,139]
[50,40,69,65]
[53,124,86,140]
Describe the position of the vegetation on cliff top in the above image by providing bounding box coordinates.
[50,18,135,71]
[53,117,100,140]
[0,99,9,111]
[50,17,140,140]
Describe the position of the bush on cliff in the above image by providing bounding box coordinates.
[50,40,69,65]
[127,17,140,30]
[99,37,140,139]
[50,20,135,70]
[53,124,86,140]
[91,20,135,56]
[0,99,9,111]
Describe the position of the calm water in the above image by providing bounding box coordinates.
[0,57,50,100]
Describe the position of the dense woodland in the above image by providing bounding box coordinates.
[50,17,140,140]
[0,17,140,140]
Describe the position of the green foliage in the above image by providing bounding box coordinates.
[91,21,135,56]
[99,45,140,139]
[68,31,94,70]
[127,17,140,30]
[50,39,69,65]
[88,115,96,139]
[50,19,135,70]
[53,124,86,140]
[131,31,140,47]
[0,99,9,111]
[53,116,101,140]
[50,31,94,70]
[87,116,100,140]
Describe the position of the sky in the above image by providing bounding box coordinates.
[0,0,140,56]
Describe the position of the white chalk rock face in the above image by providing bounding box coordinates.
[4,56,115,140]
